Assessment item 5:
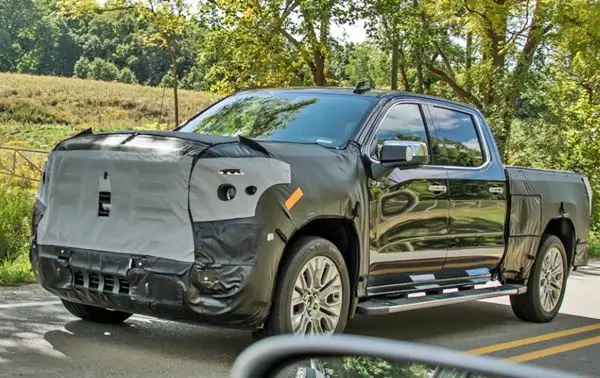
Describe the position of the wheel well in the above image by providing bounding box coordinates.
[281,218,359,292]
[542,218,576,267]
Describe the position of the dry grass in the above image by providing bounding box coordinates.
[0,72,216,149]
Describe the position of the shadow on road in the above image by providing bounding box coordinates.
[43,318,253,362]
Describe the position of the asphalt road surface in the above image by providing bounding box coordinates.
[1,260,599,377]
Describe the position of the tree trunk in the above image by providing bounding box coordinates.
[391,40,399,90]
[398,45,411,92]
[465,31,472,93]
[415,47,424,93]
[170,49,179,126]
[313,50,326,86]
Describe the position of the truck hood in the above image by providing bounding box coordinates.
[36,131,292,262]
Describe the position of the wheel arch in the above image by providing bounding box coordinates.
[271,217,361,318]
[542,217,576,267]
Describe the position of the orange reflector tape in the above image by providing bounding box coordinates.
[285,187,304,210]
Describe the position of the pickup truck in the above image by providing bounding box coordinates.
[30,87,592,337]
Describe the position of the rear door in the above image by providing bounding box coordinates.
[367,102,450,295]
[426,104,507,280]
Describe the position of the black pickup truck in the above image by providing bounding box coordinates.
[31,87,592,337]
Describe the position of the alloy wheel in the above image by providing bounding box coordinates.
[290,256,343,335]
[539,246,565,313]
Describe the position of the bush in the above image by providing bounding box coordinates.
[73,57,90,79]
[118,67,138,84]
[87,58,120,82]
[159,72,176,88]
[589,232,600,258]
[0,182,36,285]
[0,183,34,262]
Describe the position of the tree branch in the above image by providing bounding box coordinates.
[433,41,456,81]
[426,63,483,109]
[280,0,300,21]
[280,28,302,49]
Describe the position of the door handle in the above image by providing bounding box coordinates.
[428,184,447,194]
[489,186,504,195]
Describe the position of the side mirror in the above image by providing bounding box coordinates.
[231,335,572,378]
[380,140,429,168]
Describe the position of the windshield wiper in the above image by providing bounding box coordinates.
[238,135,272,157]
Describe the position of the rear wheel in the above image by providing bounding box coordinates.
[510,235,568,322]
[257,236,351,338]
[61,299,132,324]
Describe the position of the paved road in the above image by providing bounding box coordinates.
[1,260,599,377]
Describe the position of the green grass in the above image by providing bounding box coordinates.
[588,232,600,258]
[0,182,36,285]
[0,72,216,285]
[0,252,35,285]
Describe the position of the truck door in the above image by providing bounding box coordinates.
[367,102,450,295]
[426,104,507,280]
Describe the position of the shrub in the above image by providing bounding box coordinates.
[118,67,138,84]
[0,183,34,263]
[73,57,91,79]
[87,58,120,82]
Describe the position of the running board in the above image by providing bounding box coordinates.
[357,285,527,315]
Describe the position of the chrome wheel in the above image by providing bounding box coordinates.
[539,246,564,313]
[291,256,343,335]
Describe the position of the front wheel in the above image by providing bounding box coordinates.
[258,236,351,338]
[510,234,568,322]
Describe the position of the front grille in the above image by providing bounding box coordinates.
[89,273,100,289]
[118,279,130,294]
[72,270,130,295]
[74,272,84,286]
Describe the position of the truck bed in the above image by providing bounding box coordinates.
[502,166,591,279]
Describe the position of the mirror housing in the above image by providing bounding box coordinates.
[231,335,572,378]
[380,140,429,168]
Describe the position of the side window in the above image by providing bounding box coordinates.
[371,104,429,160]
[430,106,484,167]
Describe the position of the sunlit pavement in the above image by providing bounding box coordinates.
[1,260,599,377]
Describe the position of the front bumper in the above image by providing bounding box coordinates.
[33,245,269,329]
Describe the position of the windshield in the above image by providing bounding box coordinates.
[179,91,377,148]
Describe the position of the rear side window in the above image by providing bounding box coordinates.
[430,106,484,167]
[371,104,429,159]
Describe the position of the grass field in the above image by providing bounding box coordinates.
[0,72,215,284]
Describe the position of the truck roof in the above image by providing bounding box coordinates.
[239,87,479,112]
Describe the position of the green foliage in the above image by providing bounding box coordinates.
[0,182,34,265]
[118,66,138,84]
[589,233,600,258]
[87,57,120,81]
[73,56,91,78]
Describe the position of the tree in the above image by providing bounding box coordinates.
[137,0,191,125]
[420,0,570,156]
[58,0,192,125]
[210,0,348,86]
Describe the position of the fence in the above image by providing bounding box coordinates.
[0,146,48,182]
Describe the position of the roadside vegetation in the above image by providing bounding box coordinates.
[0,73,214,284]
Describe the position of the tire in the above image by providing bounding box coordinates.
[61,299,132,324]
[257,236,351,338]
[510,235,568,323]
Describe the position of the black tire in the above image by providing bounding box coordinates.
[61,299,133,324]
[257,236,351,338]
[510,235,568,323]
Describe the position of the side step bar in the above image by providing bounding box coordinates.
[357,285,527,315]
